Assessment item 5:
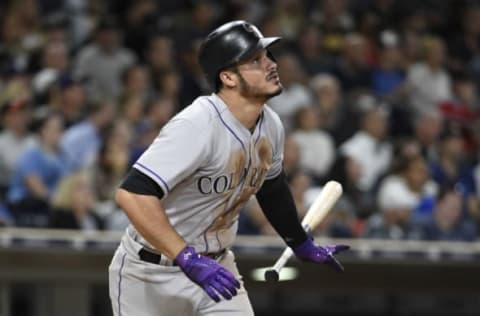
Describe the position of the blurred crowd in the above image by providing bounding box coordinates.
[0,0,479,242]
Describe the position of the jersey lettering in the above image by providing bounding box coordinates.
[197,172,237,194]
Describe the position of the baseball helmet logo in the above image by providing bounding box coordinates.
[242,23,254,33]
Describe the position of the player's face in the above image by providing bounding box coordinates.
[235,49,283,100]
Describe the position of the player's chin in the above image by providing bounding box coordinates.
[266,84,283,98]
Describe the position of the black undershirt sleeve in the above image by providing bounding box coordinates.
[120,168,165,199]
[255,170,308,248]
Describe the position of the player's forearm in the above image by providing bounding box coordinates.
[115,188,186,259]
[256,171,308,248]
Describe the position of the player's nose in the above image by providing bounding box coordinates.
[266,57,277,72]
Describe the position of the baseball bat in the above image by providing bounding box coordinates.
[264,180,343,282]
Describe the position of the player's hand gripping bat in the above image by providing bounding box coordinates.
[264,181,349,282]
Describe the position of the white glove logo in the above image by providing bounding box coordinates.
[183,251,192,261]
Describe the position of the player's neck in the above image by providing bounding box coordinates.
[217,91,264,131]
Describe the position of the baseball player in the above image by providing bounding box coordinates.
[108,20,349,315]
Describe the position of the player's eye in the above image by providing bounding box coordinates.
[252,56,261,64]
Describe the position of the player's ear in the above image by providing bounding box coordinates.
[219,69,237,89]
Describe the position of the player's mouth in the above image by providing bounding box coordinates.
[267,72,280,82]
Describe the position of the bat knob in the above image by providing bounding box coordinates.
[264,269,279,282]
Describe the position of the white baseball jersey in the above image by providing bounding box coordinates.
[129,93,284,253]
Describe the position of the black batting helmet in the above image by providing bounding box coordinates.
[198,20,281,91]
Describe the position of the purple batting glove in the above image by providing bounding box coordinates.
[174,246,241,302]
[293,238,350,272]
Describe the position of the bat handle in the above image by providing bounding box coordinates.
[266,226,312,281]
[271,247,294,272]
[264,246,294,282]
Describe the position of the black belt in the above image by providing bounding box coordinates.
[138,248,226,265]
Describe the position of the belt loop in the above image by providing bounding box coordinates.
[160,254,173,266]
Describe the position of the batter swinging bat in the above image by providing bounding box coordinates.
[264,180,343,282]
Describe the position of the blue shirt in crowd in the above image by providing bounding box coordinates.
[60,121,101,172]
[7,143,68,203]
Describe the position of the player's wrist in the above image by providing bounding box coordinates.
[285,233,309,249]
[292,236,314,259]
[174,245,200,268]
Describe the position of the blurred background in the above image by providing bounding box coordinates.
[0,0,479,315]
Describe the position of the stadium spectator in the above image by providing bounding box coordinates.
[122,0,160,59]
[119,95,145,141]
[340,96,392,192]
[146,34,176,84]
[120,64,152,103]
[310,0,356,55]
[93,120,133,230]
[31,40,70,102]
[177,38,207,109]
[49,170,103,231]
[0,98,34,197]
[413,109,444,160]
[93,119,132,204]
[376,154,437,227]
[406,36,453,117]
[429,127,478,220]
[155,67,182,109]
[270,0,306,40]
[283,134,301,178]
[60,99,116,172]
[73,15,136,101]
[447,5,480,80]
[6,112,67,227]
[438,73,480,156]
[371,30,407,101]
[267,52,312,131]
[0,0,43,75]
[309,73,356,145]
[419,186,477,241]
[45,75,87,128]
[128,95,176,164]
[330,33,372,94]
[294,23,334,76]
[287,168,315,218]
[326,153,374,223]
[290,106,335,184]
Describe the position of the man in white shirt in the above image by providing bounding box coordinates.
[340,99,392,192]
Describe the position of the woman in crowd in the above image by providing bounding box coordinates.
[7,112,67,227]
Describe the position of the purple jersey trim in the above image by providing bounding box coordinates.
[117,252,127,316]
[207,99,247,153]
[134,162,170,193]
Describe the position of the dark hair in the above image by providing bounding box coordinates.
[326,154,350,186]
[30,110,63,133]
[292,107,312,130]
[391,153,424,175]
[95,15,119,33]
[435,184,457,202]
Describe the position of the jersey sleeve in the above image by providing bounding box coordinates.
[133,118,210,197]
[265,111,285,180]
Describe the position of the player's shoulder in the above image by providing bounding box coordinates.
[174,95,219,128]
[262,104,284,131]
